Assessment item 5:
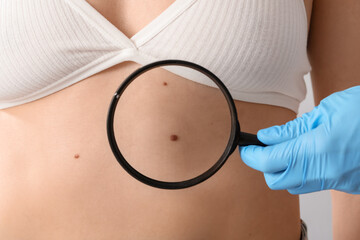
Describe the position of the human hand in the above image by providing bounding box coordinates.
[239,86,360,194]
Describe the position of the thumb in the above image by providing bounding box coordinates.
[257,106,322,145]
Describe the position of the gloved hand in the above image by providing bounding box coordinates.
[239,86,360,194]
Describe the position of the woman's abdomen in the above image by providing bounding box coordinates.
[0,61,300,240]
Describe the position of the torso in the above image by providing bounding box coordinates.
[0,0,313,239]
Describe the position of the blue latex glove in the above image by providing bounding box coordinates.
[239,86,360,194]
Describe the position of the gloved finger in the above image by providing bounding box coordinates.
[263,166,303,191]
[287,184,324,195]
[262,131,318,191]
[286,165,328,194]
[288,184,360,194]
[287,189,302,195]
[287,175,329,194]
[239,140,293,173]
[257,106,322,145]
[264,172,287,190]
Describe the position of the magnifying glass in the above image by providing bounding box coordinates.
[107,59,266,190]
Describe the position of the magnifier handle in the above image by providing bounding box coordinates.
[238,132,267,147]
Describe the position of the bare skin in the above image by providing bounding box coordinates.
[0,0,323,239]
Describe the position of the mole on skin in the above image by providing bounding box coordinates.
[74,154,80,159]
[170,134,178,141]
[163,82,168,86]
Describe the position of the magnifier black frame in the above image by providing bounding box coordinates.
[107,59,265,190]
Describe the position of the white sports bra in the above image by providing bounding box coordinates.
[0,0,311,112]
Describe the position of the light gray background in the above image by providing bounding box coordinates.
[298,73,333,240]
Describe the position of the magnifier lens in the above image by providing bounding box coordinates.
[113,64,232,183]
